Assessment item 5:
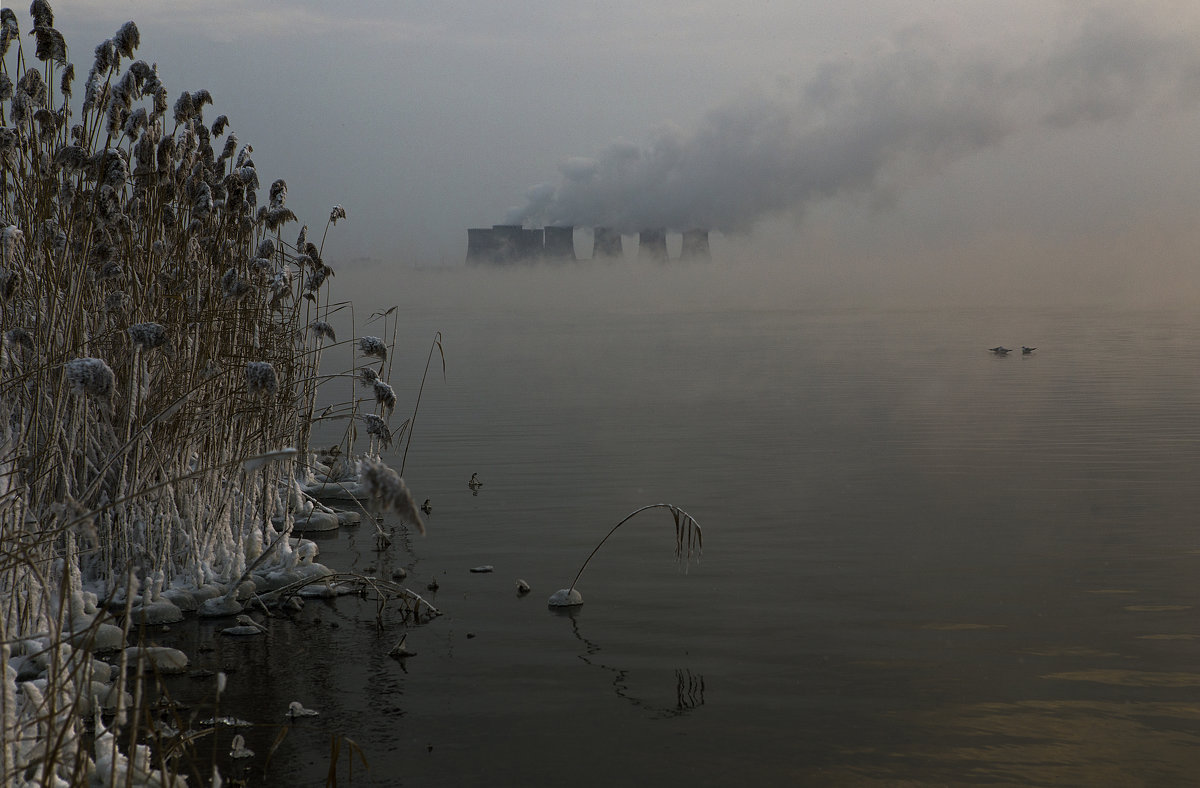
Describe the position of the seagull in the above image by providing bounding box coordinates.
[989,346,1012,355]
[1022,346,1036,354]
[468,473,482,490]
[421,498,432,515]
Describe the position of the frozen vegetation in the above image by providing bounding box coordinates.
[0,4,430,784]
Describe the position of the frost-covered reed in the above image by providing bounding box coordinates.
[0,5,422,784]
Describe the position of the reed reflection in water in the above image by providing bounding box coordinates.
[161,270,1200,785]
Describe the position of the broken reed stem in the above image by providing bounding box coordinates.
[567,504,703,593]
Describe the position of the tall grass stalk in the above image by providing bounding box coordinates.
[0,5,423,784]
[548,504,703,607]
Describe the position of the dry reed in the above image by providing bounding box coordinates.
[0,5,426,784]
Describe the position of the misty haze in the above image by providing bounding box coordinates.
[7,2,1200,786]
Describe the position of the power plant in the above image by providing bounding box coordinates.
[465,225,710,264]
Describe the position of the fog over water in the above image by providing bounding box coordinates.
[179,258,1200,785]
[63,2,1200,275]
[49,0,1200,782]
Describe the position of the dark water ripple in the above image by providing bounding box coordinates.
[157,300,1200,786]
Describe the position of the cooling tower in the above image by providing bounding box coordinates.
[491,225,524,263]
[592,227,623,259]
[520,227,544,260]
[679,229,711,261]
[638,229,668,262]
[466,228,498,264]
[543,226,576,261]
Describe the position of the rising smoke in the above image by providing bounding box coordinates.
[506,10,1200,234]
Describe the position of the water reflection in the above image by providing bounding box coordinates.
[558,608,706,719]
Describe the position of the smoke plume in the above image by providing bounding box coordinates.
[507,10,1200,234]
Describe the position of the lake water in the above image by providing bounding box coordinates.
[160,262,1200,786]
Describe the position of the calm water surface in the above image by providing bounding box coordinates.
[162,265,1200,786]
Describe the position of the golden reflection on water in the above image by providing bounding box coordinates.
[1042,669,1200,687]
[1123,604,1192,612]
[799,700,1200,785]
[1021,646,1120,658]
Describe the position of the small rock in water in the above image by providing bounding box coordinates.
[547,588,583,607]
[516,579,531,595]
[388,634,416,658]
[197,594,244,618]
[229,734,254,759]
[392,567,408,580]
[221,615,267,637]
[287,701,320,719]
[124,646,189,673]
[469,565,493,573]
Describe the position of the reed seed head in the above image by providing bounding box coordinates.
[0,10,17,58]
[373,379,396,412]
[357,367,378,385]
[60,62,74,96]
[359,336,386,361]
[172,91,193,124]
[329,205,346,225]
[358,458,425,534]
[304,264,328,293]
[310,320,336,343]
[221,267,251,301]
[360,414,391,447]
[245,361,277,397]
[66,357,115,398]
[5,327,32,352]
[93,38,114,73]
[1,224,25,257]
[269,179,287,209]
[113,20,139,58]
[33,26,67,66]
[127,322,167,349]
[265,206,297,231]
[30,0,53,30]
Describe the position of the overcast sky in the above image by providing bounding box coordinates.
[48,1,1200,302]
